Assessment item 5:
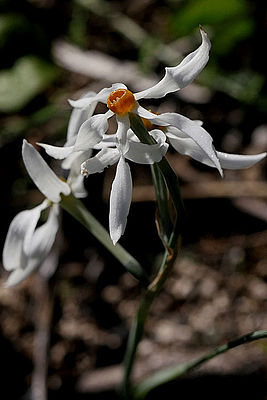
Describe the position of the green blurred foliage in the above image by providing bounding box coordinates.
[200,67,265,104]
[0,56,58,113]
[170,0,254,56]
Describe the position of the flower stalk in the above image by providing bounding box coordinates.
[121,114,184,398]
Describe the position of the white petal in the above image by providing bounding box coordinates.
[109,157,132,245]
[134,28,210,100]
[94,134,117,149]
[38,113,112,161]
[63,149,92,171]
[167,131,267,171]
[124,129,168,164]
[69,174,88,198]
[167,134,218,167]
[81,148,120,176]
[22,140,71,202]
[66,91,97,145]
[2,200,49,271]
[116,115,130,154]
[217,151,267,169]
[28,203,59,260]
[69,83,127,109]
[149,113,223,175]
[37,143,75,160]
[74,113,109,152]
[66,150,92,197]
[5,204,59,287]
[135,105,169,125]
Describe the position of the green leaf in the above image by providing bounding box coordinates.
[0,56,58,113]
[133,330,267,399]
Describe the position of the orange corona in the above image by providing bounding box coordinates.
[107,89,136,115]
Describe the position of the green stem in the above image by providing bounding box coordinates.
[60,193,149,286]
[133,330,267,399]
[122,238,180,399]
[150,164,173,243]
[121,113,184,398]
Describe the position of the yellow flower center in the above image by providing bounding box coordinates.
[107,89,136,115]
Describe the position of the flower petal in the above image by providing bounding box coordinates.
[109,157,132,245]
[5,204,59,287]
[144,112,223,175]
[69,174,88,198]
[134,28,210,100]
[66,91,97,146]
[167,131,266,170]
[2,200,49,271]
[38,112,112,160]
[22,140,71,202]
[37,143,75,160]
[66,150,93,198]
[74,113,109,152]
[217,151,267,169]
[116,115,130,154]
[167,134,218,166]
[81,148,120,176]
[125,129,168,164]
[94,134,117,149]
[69,83,127,109]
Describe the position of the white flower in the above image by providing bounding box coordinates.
[81,129,168,244]
[39,28,212,164]
[2,140,77,287]
[37,27,266,243]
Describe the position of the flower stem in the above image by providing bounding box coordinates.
[121,113,184,398]
[60,193,149,286]
[133,330,267,399]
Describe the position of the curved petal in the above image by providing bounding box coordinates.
[109,157,132,245]
[69,174,87,198]
[135,105,169,126]
[2,200,49,272]
[217,151,266,169]
[62,149,92,171]
[69,83,127,109]
[5,204,59,287]
[167,131,266,170]
[66,91,97,146]
[167,134,218,167]
[37,112,112,161]
[37,143,75,160]
[22,140,71,202]
[116,115,130,154]
[94,134,117,149]
[66,150,93,198]
[166,120,203,138]
[124,129,169,164]
[74,113,109,152]
[81,148,120,176]
[144,112,223,175]
[134,28,210,100]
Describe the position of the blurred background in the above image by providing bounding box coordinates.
[0,0,267,399]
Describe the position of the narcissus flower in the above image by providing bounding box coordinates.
[39,28,213,165]
[2,139,86,286]
[81,129,168,244]
[38,27,266,244]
